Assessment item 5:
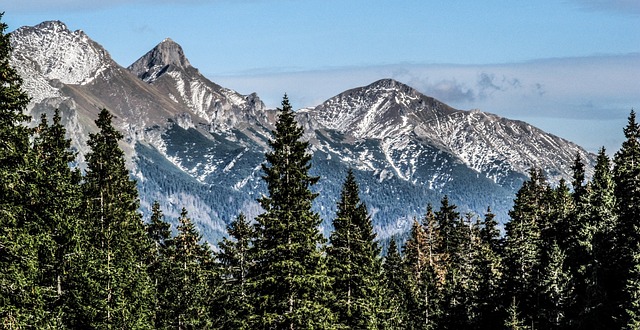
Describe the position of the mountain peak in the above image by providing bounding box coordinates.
[9,20,113,88]
[128,38,191,82]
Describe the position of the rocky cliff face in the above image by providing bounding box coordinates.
[10,21,595,243]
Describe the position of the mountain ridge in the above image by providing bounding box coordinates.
[9,20,596,242]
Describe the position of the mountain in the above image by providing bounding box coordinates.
[9,21,596,243]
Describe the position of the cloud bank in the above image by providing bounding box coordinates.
[213,53,640,152]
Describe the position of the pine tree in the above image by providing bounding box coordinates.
[71,109,155,328]
[403,216,442,330]
[383,238,408,329]
[505,297,530,330]
[165,208,214,329]
[503,168,547,328]
[575,147,618,329]
[614,110,640,326]
[249,95,336,328]
[0,13,53,328]
[626,244,640,330]
[216,213,255,329]
[145,201,173,329]
[327,169,383,328]
[475,208,504,329]
[540,241,574,329]
[31,110,82,327]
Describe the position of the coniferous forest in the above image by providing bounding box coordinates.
[2,14,640,330]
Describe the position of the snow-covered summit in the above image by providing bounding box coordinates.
[10,20,113,89]
[306,78,457,138]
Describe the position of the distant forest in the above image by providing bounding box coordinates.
[2,14,640,329]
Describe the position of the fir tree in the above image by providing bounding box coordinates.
[0,13,53,328]
[403,216,442,330]
[575,147,618,329]
[505,297,530,330]
[383,238,408,329]
[475,208,504,329]
[165,208,214,329]
[71,109,155,328]
[216,213,255,329]
[145,201,173,329]
[614,110,640,326]
[327,169,383,329]
[249,95,336,328]
[504,168,547,327]
[540,241,574,329]
[31,110,82,327]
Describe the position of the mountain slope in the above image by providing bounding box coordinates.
[10,21,596,243]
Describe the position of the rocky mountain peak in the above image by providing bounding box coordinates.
[9,20,115,104]
[128,37,191,82]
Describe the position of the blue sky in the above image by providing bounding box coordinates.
[4,0,640,153]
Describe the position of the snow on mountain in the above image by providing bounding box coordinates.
[9,20,597,243]
[10,21,113,103]
[304,79,594,186]
[127,39,269,134]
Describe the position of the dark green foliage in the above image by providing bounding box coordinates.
[145,201,174,329]
[249,95,336,328]
[540,241,574,329]
[164,208,215,329]
[0,13,53,328]
[216,213,255,329]
[327,169,384,328]
[31,110,82,326]
[382,238,408,329]
[503,168,547,327]
[71,109,155,328]
[614,110,640,326]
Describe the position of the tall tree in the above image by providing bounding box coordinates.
[216,213,255,329]
[164,208,214,329]
[0,13,53,328]
[503,168,547,328]
[614,110,640,326]
[71,109,155,328]
[327,169,383,328]
[575,148,618,329]
[539,241,574,329]
[403,216,443,330]
[383,238,408,329]
[249,95,335,328]
[145,201,173,329]
[31,110,82,326]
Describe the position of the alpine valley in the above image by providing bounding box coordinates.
[9,21,596,243]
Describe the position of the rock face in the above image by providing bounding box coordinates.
[10,21,595,243]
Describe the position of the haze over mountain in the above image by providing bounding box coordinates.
[9,21,596,242]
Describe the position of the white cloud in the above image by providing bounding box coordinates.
[212,53,640,152]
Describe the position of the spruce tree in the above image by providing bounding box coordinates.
[539,241,574,329]
[383,238,408,329]
[216,213,255,329]
[71,109,155,328]
[327,169,383,329]
[614,110,640,326]
[249,95,335,328]
[403,216,443,330]
[165,208,214,329]
[0,13,53,328]
[575,147,618,328]
[504,168,547,327]
[475,208,504,329]
[31,110,82,327]
[145,201,173,329]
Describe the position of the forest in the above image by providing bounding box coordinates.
[2,15,640,330]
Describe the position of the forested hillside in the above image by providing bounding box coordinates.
[2,14,640,329]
